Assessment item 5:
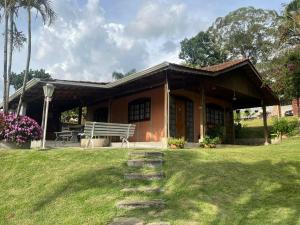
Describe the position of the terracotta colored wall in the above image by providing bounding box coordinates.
[169,90,233,142]
[110,86,165,142]
[292,98,300,116]
[86,87,233,143]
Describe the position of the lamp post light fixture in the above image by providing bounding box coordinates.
[41,83,55,149]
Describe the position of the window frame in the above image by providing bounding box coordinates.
[128,98,151,122]
[206,104,224,126]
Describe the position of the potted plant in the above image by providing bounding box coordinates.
[199,136,221,148]
[168,137,186,149]
[0,113,42,149]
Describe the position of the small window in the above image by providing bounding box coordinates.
[206,104,224,126]
[128,98,151,122]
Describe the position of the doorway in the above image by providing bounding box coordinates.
[169,96,194,142]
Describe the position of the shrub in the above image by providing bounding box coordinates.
[0,113,4,132]
[199,136,221,148]
[168,137,186,149]
[234,122,242,138]
[0,113,42,146]
[206,125,224,139]
[272,117,298,136]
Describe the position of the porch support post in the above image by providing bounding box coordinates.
[277,104,282,118]
[200,88,206,141]
[163,73,169,148]
[262,101,269,145]
[108,98,112,123]
[78,106,82,125]
[41,99,46,130]
[19,102,27,116]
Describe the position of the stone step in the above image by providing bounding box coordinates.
[124,172,165,180]
[108,217,143,225]
[121,187,163,193]
[127,159,164,168]
[129,152,164,158]
[108,218,170,225]
[116,199,165,209]
[147,223,170,225]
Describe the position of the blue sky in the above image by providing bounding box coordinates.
[0,0,290,98]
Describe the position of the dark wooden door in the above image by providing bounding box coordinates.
[176,99,186,138]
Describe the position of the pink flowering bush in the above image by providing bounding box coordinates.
[0,113,42,146]
[0,113,4,132]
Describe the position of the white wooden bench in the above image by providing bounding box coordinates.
[83,122,136,148]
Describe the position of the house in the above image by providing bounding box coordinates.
[5,59,279,147]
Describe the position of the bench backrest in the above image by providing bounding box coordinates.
[84,122,136,138]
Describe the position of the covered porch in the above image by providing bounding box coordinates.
[6,59,279,148]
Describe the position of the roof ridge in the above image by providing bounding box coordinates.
[201,58,249,71]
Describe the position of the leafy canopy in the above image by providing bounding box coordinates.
[10,69,51,89]
[179,7,280,66]
[262,47,300,101]
[112,69,136,80]
[179,31,226,67]
[279,0,300,46]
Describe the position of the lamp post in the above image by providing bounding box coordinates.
[42,83,55,149]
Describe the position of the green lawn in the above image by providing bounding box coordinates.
[239,116,298,138]
[1,138,300,225]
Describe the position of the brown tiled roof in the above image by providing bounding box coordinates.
[201,58,249,72]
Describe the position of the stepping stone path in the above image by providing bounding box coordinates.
[124,172,164,180]
[110,150,168,225]
[117,199,165,209]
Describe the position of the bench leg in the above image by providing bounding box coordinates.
[85,138,91,149]
[121,137,126,148]
[121,137,129,148]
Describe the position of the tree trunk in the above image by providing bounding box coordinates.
[2,6,9,114]
[297,97,300,118]
[17,6,31,116]
[7,8,14,108]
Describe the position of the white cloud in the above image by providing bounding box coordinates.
[2,0,205,89]
[30,0,149,81]
[126,2,188,39]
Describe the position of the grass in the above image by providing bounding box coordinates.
[0,138,300,225]
[239,116,298,138]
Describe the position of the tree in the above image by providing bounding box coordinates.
[1,0,25,114]
[112,69,136,80]
[263,47,300,116]
[208,7,279,64]
[279,0,300,46]
[285,48,300,118]
[179,7,280,67]
[10,69,51,90]
[179,31,227,67]
[7,1,26,105]
[2,0,9,114]
[17,0,55,115]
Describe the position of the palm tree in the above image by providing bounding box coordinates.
[7,1,26,109]
[16,0,55,115]
[2,0,9,114]
[1,0,26,114]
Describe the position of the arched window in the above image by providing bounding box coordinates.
[128,98,151,122]
[206,104,224,126]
